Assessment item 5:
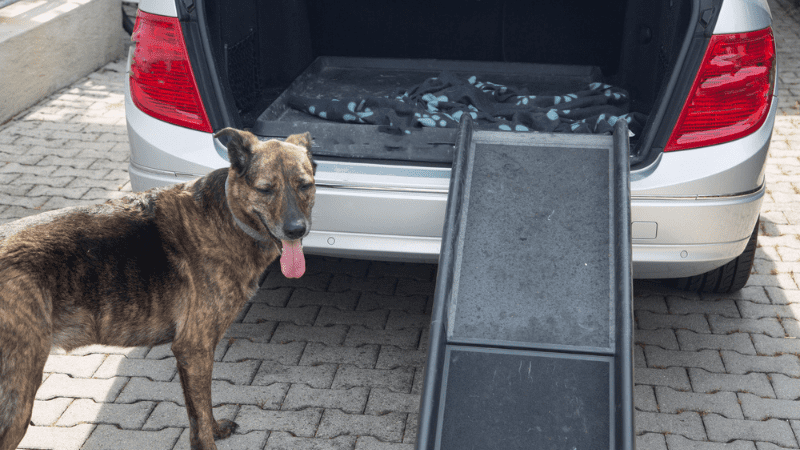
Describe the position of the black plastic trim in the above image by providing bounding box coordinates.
[179,0,236,131]
[415,115,473,450]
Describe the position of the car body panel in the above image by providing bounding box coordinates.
[714,0,772,34]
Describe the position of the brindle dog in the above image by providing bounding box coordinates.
[0,128,316,450]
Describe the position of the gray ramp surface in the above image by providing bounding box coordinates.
[450,141,613,351]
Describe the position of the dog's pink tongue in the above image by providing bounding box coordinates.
[280,240,305,278]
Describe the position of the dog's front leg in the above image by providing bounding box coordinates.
[172,340,237,450]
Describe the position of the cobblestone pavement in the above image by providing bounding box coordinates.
[1,0,799,448]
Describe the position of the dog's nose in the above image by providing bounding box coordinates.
[283,219,306,240]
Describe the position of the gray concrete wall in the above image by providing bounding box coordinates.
[0,0,124,124]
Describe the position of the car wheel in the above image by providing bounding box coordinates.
[666,218,759,294]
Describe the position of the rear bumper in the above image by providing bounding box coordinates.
[301,182,764,280]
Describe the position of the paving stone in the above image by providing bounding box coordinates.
[283,384,369,414]
[331,366,415,393]
[780,318,800,338]
[315,306,389,329]
[262,270,331,291]
[42,353,106,378]
[703,414,798,448]
[264,431,357,450]
[250,286,293,306]
[756,442,799,450]
[635,410,706,440]
[27,184,90,199]
[142,402,237,430]
[739,300,799,319]
[708,315,786,338]
[397,412,415,445]
[244,304,319,325]
[116,378,289,408]
[395,278,435,296]
[375,346,428,369]
[35,374,127,402]
[40,196,95,210]
[752,334,800,356]
[732,285,772,304]
[667,296,741,317]
[93,354,176,381]
[81,424,182,450]
[367,261,435,281]
[356,436,416,450]
[345,326,420,349]
[287,288,360,310]
[770,373,800,400]
[173,429,268,450]
[722,351,800,377]
[634,294,669,313]
[766,287,800,305]
[0,162,57,175]
[272,323,348,345]
[655,386,744,419]
[677,329,757,355]
[252,361,337,389]
[688,368,775,397]
[16,424,95,450]
[316,409,405,441]
[65,344,149,358]
[637,311,711,333]
[636,433,667,450]
[665,435,757,450]
[235,405,322,436]
[644,346,725,372]
[365,388,420,414]
[385,310,431,330]
[222,340,306,365]
[740,391,800,420]
[211,360,261,385]
[300,342,380,369]
[57,399,154,429]
[635,344,646,367]
[328,274,396,294]
[315,257,372,277]
[635,328,680,350]
[14,173,75,187]
[224,322,278,343]
[357,292,428,314]
[30,397,73,426]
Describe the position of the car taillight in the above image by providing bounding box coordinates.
[129,11,212,133]
[664,27,776,152]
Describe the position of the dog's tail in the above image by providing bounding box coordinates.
[0,273,51,450]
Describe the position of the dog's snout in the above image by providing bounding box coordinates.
[283,219,306,240]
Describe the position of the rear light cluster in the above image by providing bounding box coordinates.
[665,27,776,152]
[129,11,212,133]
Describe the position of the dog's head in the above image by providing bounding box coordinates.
[214,128,316,275]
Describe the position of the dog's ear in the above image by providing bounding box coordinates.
[285,132,316,175]
[214,127,258,176]
[285,132,312,151]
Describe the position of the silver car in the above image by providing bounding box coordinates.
[125,0,777,293]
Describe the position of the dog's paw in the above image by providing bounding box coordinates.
[213,419,239,440]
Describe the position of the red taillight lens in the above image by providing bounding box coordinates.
[129,11,212,133]
[664,27,776,152]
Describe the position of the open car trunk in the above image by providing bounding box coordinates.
[202,0,695,164]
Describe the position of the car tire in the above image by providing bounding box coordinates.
[666,218,759,294]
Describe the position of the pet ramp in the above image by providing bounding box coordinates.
[416,117,634,449]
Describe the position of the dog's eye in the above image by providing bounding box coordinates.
[258,187,273,195]
[300,183,313,192]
